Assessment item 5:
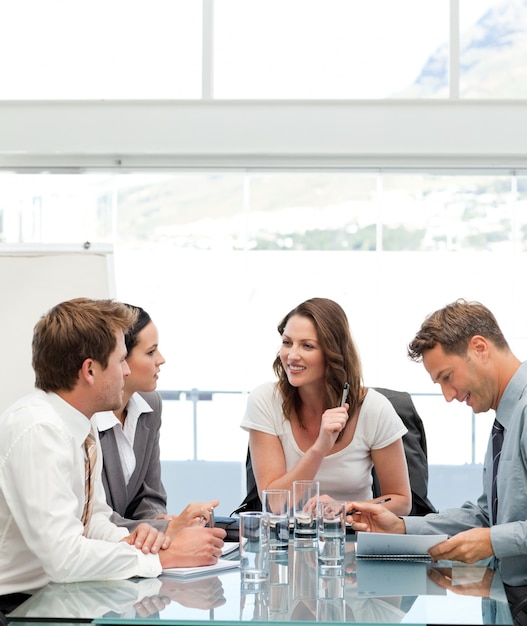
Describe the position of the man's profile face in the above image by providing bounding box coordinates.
[422,340,494,413]
[92,330,131,412]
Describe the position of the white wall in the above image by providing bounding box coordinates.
[0,245,114,412]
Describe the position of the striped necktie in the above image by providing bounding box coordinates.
[491,419,504,525]
[81,430,97,535]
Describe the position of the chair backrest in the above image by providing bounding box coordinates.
[372,387,437,516]
[232,387,437,516]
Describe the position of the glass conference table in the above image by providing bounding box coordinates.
[7,537,513,626]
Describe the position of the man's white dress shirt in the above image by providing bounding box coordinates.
[0,390,162,595]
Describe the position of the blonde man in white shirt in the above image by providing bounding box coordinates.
[0,298,225,611]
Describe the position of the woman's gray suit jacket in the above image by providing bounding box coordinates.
[98,390,169,531]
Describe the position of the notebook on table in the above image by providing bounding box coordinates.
[356,532,448,561]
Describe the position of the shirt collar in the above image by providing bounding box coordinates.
[496,360,527,429]
[91,392,153,433]
[44,390,92,445]
[128,392,154,417]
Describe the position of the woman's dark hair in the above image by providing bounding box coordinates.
[123,304,151,355]
[272,297,364,428]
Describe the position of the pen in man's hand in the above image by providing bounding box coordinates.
[209,507,215,528]
[347,497,392,516]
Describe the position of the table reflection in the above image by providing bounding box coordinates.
[7,576,226,621]
[8,540,514,625]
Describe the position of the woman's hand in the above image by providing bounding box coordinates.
[314,405,349,453]
[158,500,219,537]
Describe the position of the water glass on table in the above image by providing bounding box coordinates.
[293,480,319,545]
[262,489,291,552]
[317,500,346,569]
[239,511,270,587]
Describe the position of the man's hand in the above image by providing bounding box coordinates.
[158,526,227,568]
[428,528,494,564]
[120,522,171,554]
[346,500,406,534]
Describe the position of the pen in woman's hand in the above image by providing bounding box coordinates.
[340,382,350,407]
[347,497,392,516]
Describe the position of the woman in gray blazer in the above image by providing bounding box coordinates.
[92,305,217,535]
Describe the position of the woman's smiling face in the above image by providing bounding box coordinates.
[279,314,325,389]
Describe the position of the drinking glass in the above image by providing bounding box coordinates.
[262,489,291,552]
[317,500,346,569]
[293,480,319,545]
[239,511,270,586]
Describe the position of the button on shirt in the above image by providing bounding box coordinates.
[404,360,527,586]
[0,390,162,595]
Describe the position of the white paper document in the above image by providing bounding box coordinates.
[221,541,241,556]
[162,558,240,579]
[356,532,448,560]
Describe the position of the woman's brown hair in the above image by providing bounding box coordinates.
[272,297,364,428]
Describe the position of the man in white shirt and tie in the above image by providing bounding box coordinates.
[0,298,225,612]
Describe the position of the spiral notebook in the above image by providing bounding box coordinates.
[356,532,447,561]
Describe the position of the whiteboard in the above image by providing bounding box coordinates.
[0,244,114,413]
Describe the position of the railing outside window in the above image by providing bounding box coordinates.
[158,389,492,466]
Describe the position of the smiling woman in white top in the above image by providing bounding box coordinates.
[240,297,412,516]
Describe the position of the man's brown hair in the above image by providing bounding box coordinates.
[32,298,137,392]
[408,298,509,362]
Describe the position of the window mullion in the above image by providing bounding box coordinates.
[202,0,214,99]
[449,0,460,99]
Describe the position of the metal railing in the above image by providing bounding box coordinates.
[159,389,479,464]
[159,389,245,461]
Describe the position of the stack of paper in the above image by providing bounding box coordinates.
[162,559,240,579]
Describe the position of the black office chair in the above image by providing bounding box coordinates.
[232,387,437,516]
[505,584,527,626]
[0,593,31,625]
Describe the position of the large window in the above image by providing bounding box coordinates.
[0,0,522,100]
[1,170,525,465]
[0,1,203,99]
[1,0,525,480]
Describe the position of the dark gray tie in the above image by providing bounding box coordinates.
[491,419,504,525]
